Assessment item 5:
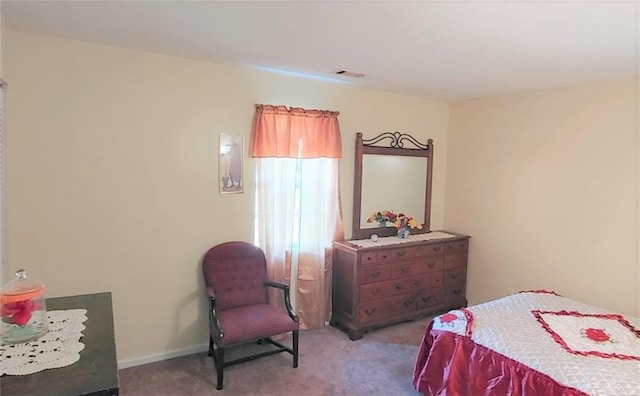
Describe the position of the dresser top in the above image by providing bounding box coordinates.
[336,230,469,250]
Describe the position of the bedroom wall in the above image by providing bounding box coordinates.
[0,6,3,77]
[444,78,639,317]
[0,6,4,286]
[2,29,450,365]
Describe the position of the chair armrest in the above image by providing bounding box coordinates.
[207,289,224,340]
[264,280,299,323]
[264,280,288,290]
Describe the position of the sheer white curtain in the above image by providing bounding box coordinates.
[255,157,341,328]
[251,105,343,329]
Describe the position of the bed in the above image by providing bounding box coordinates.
[413,290,640,395]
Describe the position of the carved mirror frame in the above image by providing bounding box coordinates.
[351,132,434,240]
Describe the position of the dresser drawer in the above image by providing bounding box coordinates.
[360,271,443,302]
[360,252,378,265]
[391,258,426,279]
[360,250,393,266]
[391,244,444,260]
[420,255,444,273]
[359,278,415,302]
[410,273,443,290]
[444,284,466,304]
[444,252,467,270]
[444,268,466,285]
[445,239,468,253]
[358,295,415,324]
[416,288,446,310]
[416,243,444,256]
[359,264,391,284]
[391,246,421,260]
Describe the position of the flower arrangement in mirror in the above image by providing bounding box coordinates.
[367,210,396,227]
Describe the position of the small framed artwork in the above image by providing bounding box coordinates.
[219,133,244,194]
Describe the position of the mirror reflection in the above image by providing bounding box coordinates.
[361,155,427,229]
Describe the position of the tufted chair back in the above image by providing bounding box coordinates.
[202,241,268,311]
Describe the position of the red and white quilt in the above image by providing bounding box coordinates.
[414,291,640,395]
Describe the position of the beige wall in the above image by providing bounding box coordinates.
[3,30,450,365]
[445,78,639,316]
[0,5,3,77]
[0,0,4,286]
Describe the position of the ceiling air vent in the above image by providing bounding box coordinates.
[333,70,365,78]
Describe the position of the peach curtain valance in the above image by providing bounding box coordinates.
[250,104,342,159]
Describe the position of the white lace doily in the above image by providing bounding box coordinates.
[0,309,87,376]
[349,231,458,248]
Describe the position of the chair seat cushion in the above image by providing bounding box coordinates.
[215,304,299,347]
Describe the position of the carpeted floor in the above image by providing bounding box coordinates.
[119,317,431,395]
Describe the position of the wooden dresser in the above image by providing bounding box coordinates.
[330,231,470,340]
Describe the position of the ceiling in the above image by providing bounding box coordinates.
[2,1,638,101]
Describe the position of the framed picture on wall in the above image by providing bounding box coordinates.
[219,133,244,194]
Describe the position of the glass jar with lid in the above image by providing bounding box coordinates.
[1,269,48,344]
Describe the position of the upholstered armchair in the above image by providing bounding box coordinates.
[202,241,299,390]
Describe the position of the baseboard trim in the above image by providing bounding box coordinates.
[118,343,209,370]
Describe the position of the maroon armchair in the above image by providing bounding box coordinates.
[202,241,299,390]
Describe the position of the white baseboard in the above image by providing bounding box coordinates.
[118,343,209,370]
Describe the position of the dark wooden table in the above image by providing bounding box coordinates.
[1,292,119,395]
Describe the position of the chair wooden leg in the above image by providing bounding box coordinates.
[215,346,224,390]
[292,330,299,368]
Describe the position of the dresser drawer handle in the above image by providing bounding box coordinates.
[450,274,457,280]
[403,301,413,308]
[452,289,461,295]
[395,284,403,290]
[396,251,406,257]
[427,262,436,268]
[401,267,410,273]
[365,308,376,316]
[422,296,431,303]
[447,245,453,250]
[413,281,421,287]
[435,278,441,283]
[371,289,380,296]
[433,246,441,252]
[366,256,374,261]
[371,272,380,279]
[380,254,388,260]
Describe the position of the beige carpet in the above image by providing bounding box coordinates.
[119,317,431,395]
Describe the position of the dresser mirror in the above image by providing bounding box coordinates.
[351,132,434,240]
